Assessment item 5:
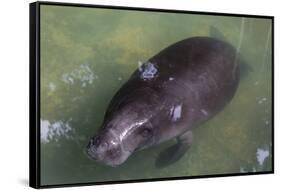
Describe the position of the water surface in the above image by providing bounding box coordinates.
[40,5,272,185]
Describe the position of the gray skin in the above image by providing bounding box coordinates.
[87,37,240,167]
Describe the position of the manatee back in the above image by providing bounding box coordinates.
[146,37,240,124]
[105,37,239,129]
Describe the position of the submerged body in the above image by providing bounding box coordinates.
[87,37,240,167]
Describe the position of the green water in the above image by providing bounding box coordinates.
[40,5,272,186]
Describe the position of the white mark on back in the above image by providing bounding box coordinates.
[170,104,182,122]
[169,77,174,81]
[139,61,158,80]
[200,109,208,116]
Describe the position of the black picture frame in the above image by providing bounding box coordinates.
[29,1,274,189]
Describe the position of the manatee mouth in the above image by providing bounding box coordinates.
[87,145,132,167]
[86,136,133,167]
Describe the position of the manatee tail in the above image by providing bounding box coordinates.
[209,26,252,79]
[239,59,253,79]
[210,26,227,42]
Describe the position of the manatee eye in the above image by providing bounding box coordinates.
[140,128,152,138]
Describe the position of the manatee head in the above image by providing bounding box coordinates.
[87,100,156,167]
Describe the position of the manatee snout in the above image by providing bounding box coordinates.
[86,129,131,167]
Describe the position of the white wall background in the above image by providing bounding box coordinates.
[0,0,279,189]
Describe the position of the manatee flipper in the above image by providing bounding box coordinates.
[155,131,193,168]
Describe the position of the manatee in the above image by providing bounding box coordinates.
[86,36,240,167]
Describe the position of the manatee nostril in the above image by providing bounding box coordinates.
[93,136,101,146]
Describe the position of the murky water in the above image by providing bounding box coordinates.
[40,5,272,186]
